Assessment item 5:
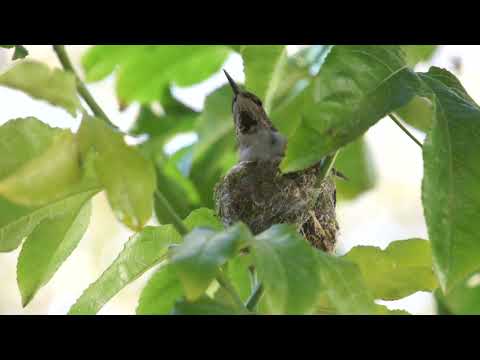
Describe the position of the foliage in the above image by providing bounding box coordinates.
[0,61,79,115]
[343,239,438,300]
[420,67,480,292]
[0,44,479,315]
[0,45,29,60]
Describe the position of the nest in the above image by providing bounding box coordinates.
[214,160,338,253]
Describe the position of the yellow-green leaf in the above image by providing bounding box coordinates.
[136,264,184,315]
[343,239,438,300]
[0,118,82,207]
[0,130,81,207]
[0,61,80,115]
[17,200,92,306]
[69,225,181,314]
[78,116,156,231]
[315,251,377,314]
[402,45,438,67]
[394,95,434,132]
[251,224,322,314]
[183,208,223,232]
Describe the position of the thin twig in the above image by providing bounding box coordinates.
[388,113,423,148]
[52,45,118,129]
[216,271,249,312]
[245,283,264,311]
[318,152,339,182]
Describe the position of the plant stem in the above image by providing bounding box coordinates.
[388,113,423,148]
[52,45,117,129]
[154,190,189,236]
[216,271,248,311]
[245,283,264,311]
[318,152,339,181]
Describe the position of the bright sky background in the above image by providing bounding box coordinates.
[0,45,479,315]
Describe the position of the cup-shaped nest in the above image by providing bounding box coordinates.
[214,160,338,253]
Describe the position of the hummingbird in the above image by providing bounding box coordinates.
[223,70,347,180]
[215,70,341,253]
[223,70,288,163]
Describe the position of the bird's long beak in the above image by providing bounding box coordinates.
[223,69,240,95]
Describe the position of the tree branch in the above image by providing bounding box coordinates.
[52,45,117,129]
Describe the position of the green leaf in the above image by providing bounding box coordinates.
[153,154,200,226]
[82,45,230,104]
[0,152,99,253]
[171,296,241,315]
[374,304,410,315]
[390,46,439,132]
[251,224,321,314]
[280,45,420,172]
[420,67,480,292]
[13,45,29,60]
[190,85,237,207]
[170,223,252,301]
[241,45,287,113]
[0,190,96,253]
[435,273,480,314]
[212,285,239,309]
[0,61,79,115]
[402,45,438,67]
[78,116,156,231]
[129,88,198,141]
[315,251,377,314]
[1,45,29,60]
[154,174,198,226]
[136,264,184,315]
[270,60,311,111]
[17,200,92,306]
[313,293,408,315]
[270,46,333,135]
[226,252,253,302]
[69,225,181,314]
[343,239,437,300]
[183,207,223,231]
[0,118,58,179]
[270,79,310,138]
[335,137,377,201]
[0,118,82,206]
[394,95,434,132]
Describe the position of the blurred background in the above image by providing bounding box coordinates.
[0,45,478,315]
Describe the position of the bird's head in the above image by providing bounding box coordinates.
[223,69,287,163]
[223,70,274,135]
